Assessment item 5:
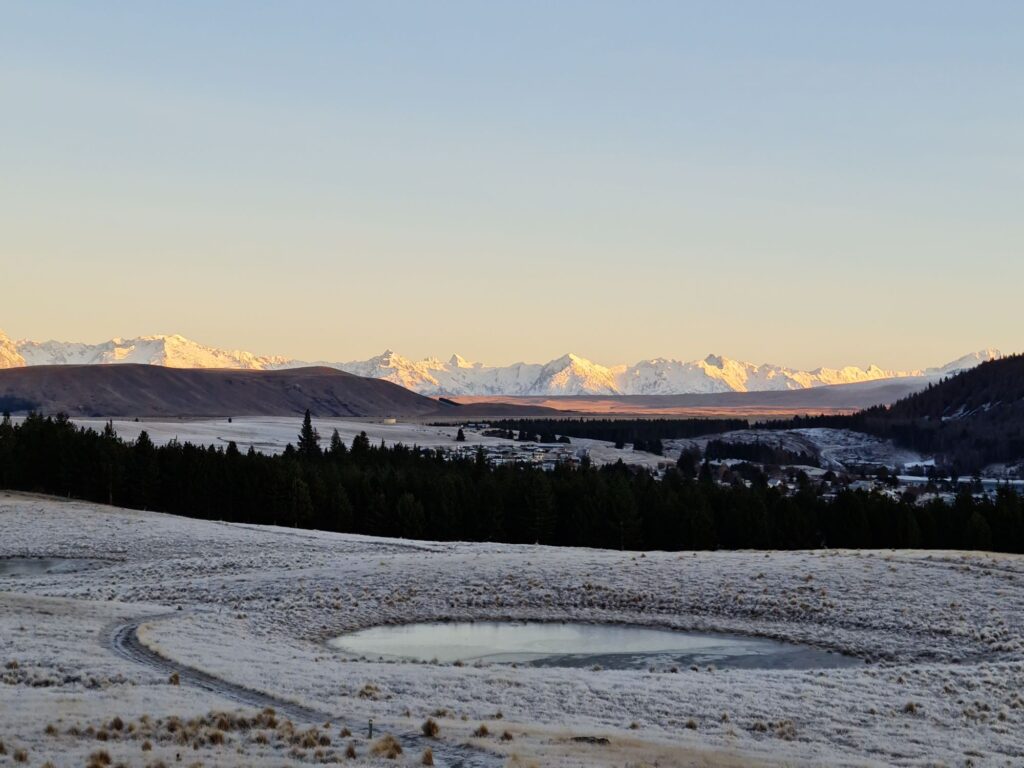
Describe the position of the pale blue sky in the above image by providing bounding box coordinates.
[2,1,1021,368]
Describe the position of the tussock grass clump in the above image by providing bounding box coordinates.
[45,723,59,735]
[501,730,514,741]
[903,701,920,715]
[0,739,6,755]
[357,683,382,699]
[168,672,180,685]
[13,748,28,763]
[370,734,403,759]
[421,718,440,738]
[774,720,797,740]
[338,726,352,738]
[142,740,153,751]
[109,716,124,731]
[472,724,490,738]
[421,746,434,765]
[87,750,112,768]
[685,719,698,730]
[345,741,357,758]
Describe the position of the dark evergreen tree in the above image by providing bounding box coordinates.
[297,410,321,458]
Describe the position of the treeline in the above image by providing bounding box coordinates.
[760,354,1024,472]
[491,418,748,450]
[704,439,819,467]
[1,411,1023,553]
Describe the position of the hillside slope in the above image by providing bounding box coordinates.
[0,365,451,418]
[773,355,1024,470]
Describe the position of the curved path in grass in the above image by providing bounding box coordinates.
[105,613,502,768]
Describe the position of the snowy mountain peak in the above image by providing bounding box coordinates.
[449,353,478,369]
[931,348,1003,375]
[0,329,26,369]
[0,332,1008,396]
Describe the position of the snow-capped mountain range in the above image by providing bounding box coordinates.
[0,329,1003,396]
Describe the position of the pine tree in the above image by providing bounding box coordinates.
[329,428,346,457]
[456,428,466,442]
[297,410,321,458]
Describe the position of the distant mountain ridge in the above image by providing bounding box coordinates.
[0,329,1002,396]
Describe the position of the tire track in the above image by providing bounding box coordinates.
[104,613,503,767]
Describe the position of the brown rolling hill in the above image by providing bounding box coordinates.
[0,365,457,418]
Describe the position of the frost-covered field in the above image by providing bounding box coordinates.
[3,493,1024,766]
[65,417,669,471]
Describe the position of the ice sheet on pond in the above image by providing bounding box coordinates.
[329,621,862,670]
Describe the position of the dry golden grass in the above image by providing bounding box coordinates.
[370,734,403,759]
[421,717,440,738]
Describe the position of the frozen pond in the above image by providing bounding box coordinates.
[329,621,861,670]
[0,557,106,577]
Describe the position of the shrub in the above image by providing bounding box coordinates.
[370,734,403,759]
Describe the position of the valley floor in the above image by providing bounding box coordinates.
[2,492,1024,766]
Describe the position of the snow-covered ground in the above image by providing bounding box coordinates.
[65,417,671,471]
[58,418,927,476]
[3,492,1024,766]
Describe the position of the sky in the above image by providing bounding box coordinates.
[1,1,1021,369]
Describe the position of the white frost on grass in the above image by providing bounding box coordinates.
[2,492,1024,766]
